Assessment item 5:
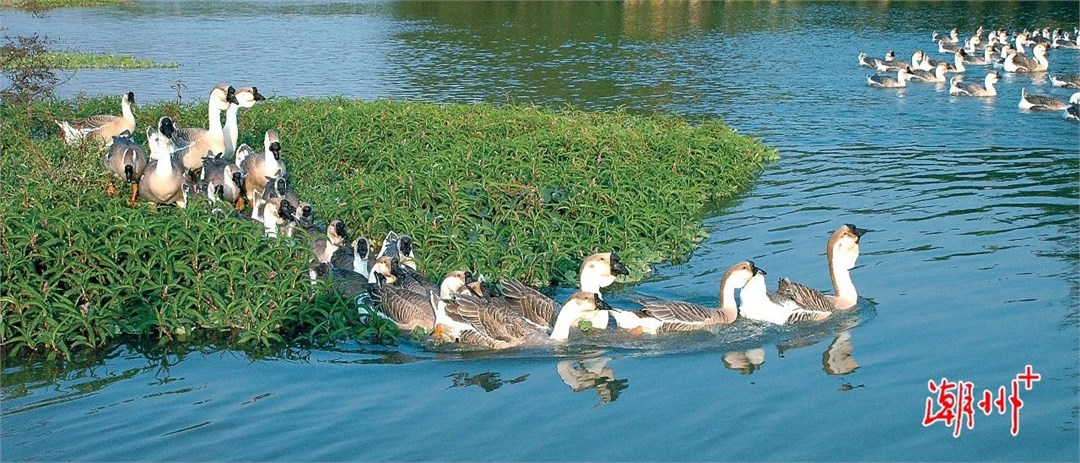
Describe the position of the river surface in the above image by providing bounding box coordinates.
[2,1,1078,461]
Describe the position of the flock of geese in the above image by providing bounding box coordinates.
[860,26,1080,120]
[52,85,869,350]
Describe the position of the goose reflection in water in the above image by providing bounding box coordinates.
[445,371,529,392]
[722,329,860,377]
[556,356,629,406]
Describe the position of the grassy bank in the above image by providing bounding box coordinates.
[0,97,775,359]
[1,51,178,70]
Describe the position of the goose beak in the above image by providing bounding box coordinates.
[335,221,348,241]
[270,142,281,160]
[463,271,474,283]
[749,261,766,276]
[609,252,629,276]
[252,87,265,101]
[226,86,239,104]
[126,91,135,105]
[593,293,612,311]
[845,224,869,238]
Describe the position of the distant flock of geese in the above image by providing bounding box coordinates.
[860,26,1080,120]
[52,85,869,350]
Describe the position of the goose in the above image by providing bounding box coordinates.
[607,260,757,334]
[312,219,348,264]
[308,262,370,303]
[949,72,999,97]
[738,266,832,325]
[296,201,315,230]
[500,252,628,329]
[138,125,188,208]
[962,47,991,66]
[1052,30,1079,49]
[351,237,373,277]
[223,86,265,159]
[56,91,136,145]
[431,290,612,347]
[1065,93,1080,122]
[951,50,967,72]
[932,28,960,44]
[398,235,420,270]
[938,38,962,54]
[261,197,296,238]
[1050,75,1080,89]
[867,68,912,88]
[910,50,934,71]
[1013,33,1029,55]
[858,51,893,70]
[1018,88,1069,111]
[238,130,285,220]
[873,51,910,73]
[920,53,949,71]
[200,153,244,207]
[773,223,867,312]
[366,260,440,332]
[909,62,949,83]
[1004,43,1049,72]
[170,85,238,175]
[102,130,147,205]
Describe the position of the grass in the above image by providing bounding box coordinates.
[0,0,131,8]
[0,96,776,359]
[0,51,179,70]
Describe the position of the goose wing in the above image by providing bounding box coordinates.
[785,308,833,324]
[500,278,557,328]
[867,75,898,87]
[776,278,835,312]
[66,114,117,132]
[370,284,434,331]
[1021,91,1066,110]
[637,299,727,331]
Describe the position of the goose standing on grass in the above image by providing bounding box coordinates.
[223,86,265,159]
[170,85,238,176]
[1018,88,1069,111]
[138,126,188,208]
[607,261,757,334]
[909,62,949,83]
[1050,75,1080,89]
[238,130,285,220]
[312,219,348,264]
[500,252,628,329]
[56,91,136,145]
[261,199,296,238]
[949,72,999,97]
[867,68,912,88]
[200,153,245,208]
[738,266,832,325]
[773,223,868,312]
[1004,43,1049,72]
[102,130,147,205]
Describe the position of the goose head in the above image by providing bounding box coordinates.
[210,84,239,111]
[935,62,949,78]
[1070,92,1080,105]
[265,171,288,197]
[827,223,868,272]
[439,270,472,300]
[146,125,175,160]
[719,260,759,294]
[399,235,417,258]
[1032,43,1048,58]
[234,86,265,109]
[561,291,613,319]
[226,164,244,189]
[328,219,348,246]
[353,236,370,259]
[898,67,912,82]
[369,256,400,285]
[157,116,176,139]
[885,50,895,61]
[122,91,135,107]
[298,202,314,227]
[264,129,282,160]
[277,198,297,223]
[984,71,1000,86]
[741,265,770,298]
[911,50,924,65]
[579,252,629,292]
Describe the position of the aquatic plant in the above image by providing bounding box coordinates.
[0,96,775,358]
[1,51,179,70]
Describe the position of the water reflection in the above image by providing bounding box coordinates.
[445,371,529,392]
[556,355,629,407]
[722,317,862,377]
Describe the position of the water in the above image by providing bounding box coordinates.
[2,1,1078,460]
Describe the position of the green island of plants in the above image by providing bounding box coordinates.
[0,96,777,359]
[0,0,131,9]
[0,51,179,70]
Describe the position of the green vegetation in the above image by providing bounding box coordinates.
[1,51,178,70]
[0,96,775,359]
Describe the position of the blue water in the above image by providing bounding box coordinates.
[2,1,1078,461]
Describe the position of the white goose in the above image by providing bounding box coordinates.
[737,266,832,325]
[223,86,265,159]
[949,72,999,97]
[1018,88,1069,111]
[772,223,868,312]
[170,85,238,175]
[56,91,136,145]
[607,260,756,334]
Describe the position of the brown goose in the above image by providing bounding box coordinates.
[774,223,868,311]
[238,130,285,220]
[169,84,238,175]
[138,126,188,208]
[57,91,136,145]
[500,252,627,329]
[102,130,147,205]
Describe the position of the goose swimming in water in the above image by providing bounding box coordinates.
[867,68,912,88]
[932,28,960,44]
[738,266,832,325]
[1050,75,1080,89]
[909,62,949,83]
[607,260,756,334]
[102,130,147,205]
[1018,88,1069,111]
[949,72,999,97]
[1004,43,1049,73]
[56,91,136,145]
[432,290,612,347]
[1064,93,1080,122]
[500,252,628,329]
[858,51,894,70]
[773,224,868,312]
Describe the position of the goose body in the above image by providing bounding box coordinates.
[138,126,188,208]
[368,265,436,332]
[102,130,147,204]
[222,86,265,158]
[909,62,949,83]
[1018,88,1068,111]
[312,220,348,264]
[858,51,894,70]
[867,68,912,88]
[433,290,611,347]
[1065,93,1080,122]
[170,85,237,174]
[500,252,628,329]
[608,261,754,334]
[57,92,136,145]
[738,268,831,325]
[949,72,999,97]
[200,154,244,205]
[1004,44,1049,73]
[773,223,868,312]
[1050,75,1080,89]
[239,130,285,220]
